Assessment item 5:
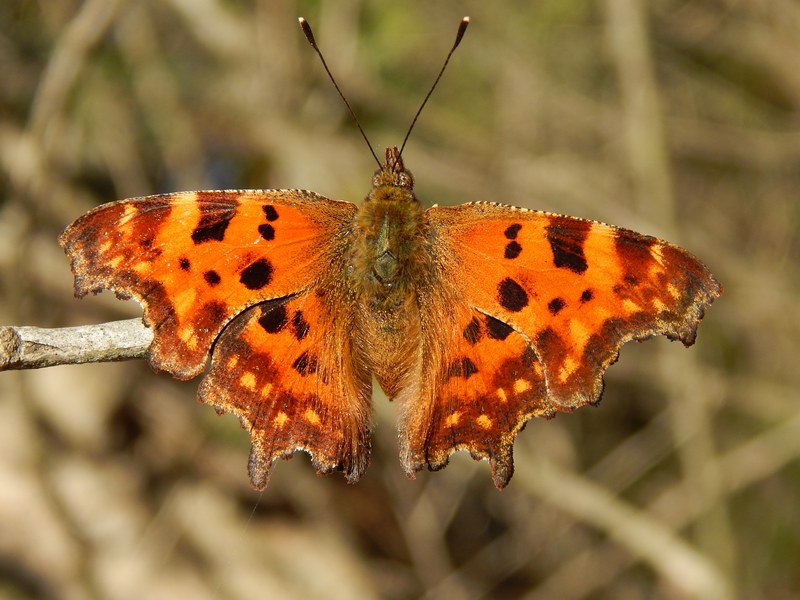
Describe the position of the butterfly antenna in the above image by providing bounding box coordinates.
[399,16,470,157]
[299,17,382,168]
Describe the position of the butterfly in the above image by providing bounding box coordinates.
[59,144,721,489]
[58,19,721,490]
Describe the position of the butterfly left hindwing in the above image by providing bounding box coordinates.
[200,289,371,489]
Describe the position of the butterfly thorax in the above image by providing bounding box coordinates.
[349,147,430,396]
[352,147,426,296]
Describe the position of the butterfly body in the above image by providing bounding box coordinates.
[60,146,721,489]
[349,148,432,399]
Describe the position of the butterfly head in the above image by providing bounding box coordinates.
[371,146,414,193]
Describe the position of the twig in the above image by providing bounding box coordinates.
[28,0,127,151]
[0,319,151,371]
[604,0,674,230]
[518,454,733,600]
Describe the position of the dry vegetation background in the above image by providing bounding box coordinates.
[0,0,798,599]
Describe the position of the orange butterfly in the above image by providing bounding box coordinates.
[59,19,721,490]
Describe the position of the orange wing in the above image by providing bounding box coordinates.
[401,202,721,487]
[399,301,551,489]
[199,290,371,488]
[61,189,370,488]
[59,190,355,378]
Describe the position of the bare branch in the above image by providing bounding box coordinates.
[0,319,151,371]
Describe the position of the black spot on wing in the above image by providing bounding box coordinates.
[204,270,221,286]
[548,297,566,315]
[485,315,514,340]
[292,351,318,376]
[262,205,279,221]
[447,357,478,380]
[179,257,191,271]
[463,317,482,345]
[240,258,273,290]
[498,278,529,312]
[580,289,594,303]
[504,241,522,259]
[546,218,589,274]
[292,311,310,340]
[258,223,275,241]
[258,304,287,334]
[504,224,522,239]
[461,358,478,378]
[191,201,238,244]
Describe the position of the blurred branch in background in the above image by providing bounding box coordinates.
[0,0,798,599]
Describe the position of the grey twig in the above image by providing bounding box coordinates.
[0,319,151,371]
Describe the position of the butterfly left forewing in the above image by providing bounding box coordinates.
[59,190,356,378]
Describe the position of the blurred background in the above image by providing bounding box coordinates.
[0,0,798,598]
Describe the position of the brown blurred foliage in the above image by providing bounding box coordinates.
[1,1,798,599]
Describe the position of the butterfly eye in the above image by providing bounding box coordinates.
[398,171,414,190]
